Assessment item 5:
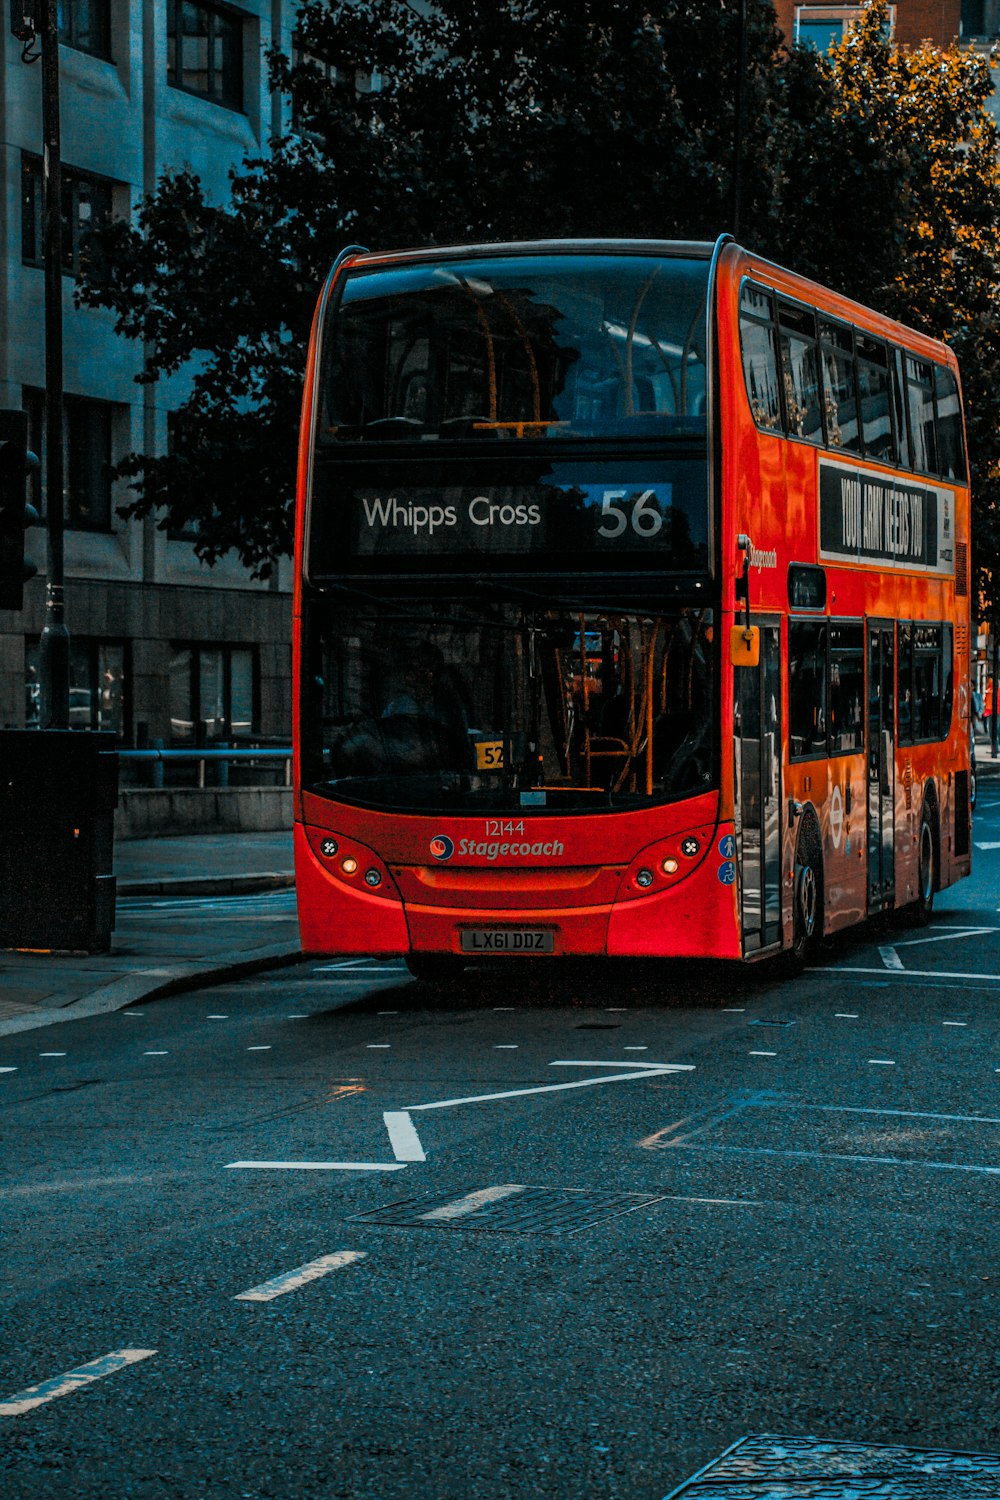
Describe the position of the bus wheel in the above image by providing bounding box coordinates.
[908,804,937,927]
[787,827,822,972]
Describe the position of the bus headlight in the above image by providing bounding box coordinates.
[636,868,654,888]
[662,857,679,875]
[341,857,359,875]
[364,868,383,887]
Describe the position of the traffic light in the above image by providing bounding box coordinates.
[0,409,40,611]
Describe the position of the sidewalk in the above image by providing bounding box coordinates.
[0,831,301,1038]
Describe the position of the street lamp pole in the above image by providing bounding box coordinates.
[39,0,69,729]
[731,0,747,240]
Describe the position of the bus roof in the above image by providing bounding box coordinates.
[344,238,722,269]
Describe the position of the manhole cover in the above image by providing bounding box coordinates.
[353,1184,665,1235]
[664,1434,1000,1498]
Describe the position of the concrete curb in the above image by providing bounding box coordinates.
[0,942,306,1038]
[117,873,295,898]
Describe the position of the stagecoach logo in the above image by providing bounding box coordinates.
[429,834,455,861]
[749,545,777,569]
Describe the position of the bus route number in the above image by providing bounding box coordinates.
[476,741,505,771]
[485,819,525,836]
[597,488,664,540]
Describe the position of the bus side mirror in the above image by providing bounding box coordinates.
[731,625,760,668]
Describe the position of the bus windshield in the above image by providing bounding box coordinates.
[317,252,711,445]
[302,601,716,814]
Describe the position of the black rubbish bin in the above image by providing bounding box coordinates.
[0,730,118,952]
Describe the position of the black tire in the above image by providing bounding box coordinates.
[785,823,823,973]
[909,803,937,926]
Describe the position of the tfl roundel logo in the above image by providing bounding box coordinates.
[429,834,455,862]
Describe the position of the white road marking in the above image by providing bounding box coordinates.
[419,1185,525,1221]
[868,1059,896,1065]
[749,1051,777,1057]
[0,1067,18,1074]
[287,1014,308,1019]
[624,1046,648,1051]
[247,1046,272,1051]
[378,1010,398,1015]
[123,1012,144,1017]
[894,927,998,947]
[0,1349,156,1417]
[314,963,404,975]
[833,967,1000,983]
[722,1008,746,1013]
[835,1013,859,1018]
[225,1161,406,1172]
[665,1196,760,1206]
[494,1044,519,1049]
[383,1111,426,1162]
[975,840,1000,849]
[235,1250,365,1302]
[367,1044,391,1049]
[493,1007,515,1011]
[550,1059,684,1069]
[39,1053,66,1058]
[207,1015,228,1020]
[143,1051,168,1056]
[942,1021,968,1027]
[605,1008,629,1012]
[405,1062,693,1113]
[879,945,904,970]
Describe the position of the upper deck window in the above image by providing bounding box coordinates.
[318,253,710,446]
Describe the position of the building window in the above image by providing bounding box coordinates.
[169,644,257,743]
[794,5,894,49]
[167,1,244,112]
[23,388,116,531]
[59,0,113,60]
[21,154,115,280]
[25,637,128,736]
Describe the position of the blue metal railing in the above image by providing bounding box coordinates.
[118,746,292,790]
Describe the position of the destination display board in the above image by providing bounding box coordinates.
[818,458,954,576]
[310,458,710,573]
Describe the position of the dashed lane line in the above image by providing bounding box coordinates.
[225,1161,406,1172]
[0,1349,156,1418]
[235,1250,365,1302]
[419,1185,525,1221]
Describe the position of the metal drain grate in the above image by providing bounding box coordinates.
[664,1434,1000,1498]
[352,1184,665,1236]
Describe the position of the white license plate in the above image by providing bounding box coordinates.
[460,928,555,954]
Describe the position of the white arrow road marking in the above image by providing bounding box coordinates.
[383,1111,426,1162]
[235,1250,365,1302]
[418,1185,525,1221]
[405,1062,693,1113]
[0,1349,156,1417]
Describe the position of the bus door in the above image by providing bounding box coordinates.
[734,620,782,953]
[867,620,895,910]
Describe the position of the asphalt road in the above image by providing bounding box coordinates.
[2,823,999,1499]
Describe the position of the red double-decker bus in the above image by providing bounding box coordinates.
[293,238,972,976]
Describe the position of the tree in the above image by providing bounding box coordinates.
[79,0,1000,601]
[78,0,784,576]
